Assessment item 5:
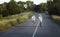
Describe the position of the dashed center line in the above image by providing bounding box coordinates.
[32,22,40,37]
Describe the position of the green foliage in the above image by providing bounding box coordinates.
[47,0,60,15]
[0,23,4,31]
[0,21,11,31]
[51,15,60,25]
[0,12,33,32]
[0,0,35,17]
[9,19,17,26]
[26,1,35,11]
[0,14,3,19]
[18,1,25,12]
[16,18,21,24]
[40,3,48,11]
[6,0,20,15]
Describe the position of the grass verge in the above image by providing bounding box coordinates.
[0,11,33,32]
[51,15,60,25]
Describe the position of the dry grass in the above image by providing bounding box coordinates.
[0,12,33,32]
[51,15,60,25]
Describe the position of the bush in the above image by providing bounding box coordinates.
[0,12,33,32]
[0,23,4,31]
[0,21,11,32]
[19,16,29,23]
[0,14,3,19]
[16,18,20,24]
[9,19,18,26]
[51,15,60,25]
[4,22,12,30]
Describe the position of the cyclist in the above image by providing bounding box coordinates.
[39,14,43,27]
[31,15,36,24]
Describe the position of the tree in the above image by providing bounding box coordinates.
[0,2,9,17]
[47,0,53,15]
[47,0,60,15]
[40,3,48,11]
[18,1,25,12]
[0,4,3,17]
[26,1,34,11]
[6,0,20,15]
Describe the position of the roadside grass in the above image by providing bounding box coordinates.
[51,15,60,25]
[0,12,33,32]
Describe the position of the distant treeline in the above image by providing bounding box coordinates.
[0,0,49,17]
[47,0,60,16]
[0,0,36,17]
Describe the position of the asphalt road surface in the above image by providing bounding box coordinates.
[0,12,60,37]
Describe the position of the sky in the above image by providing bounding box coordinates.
[0,0,47,5]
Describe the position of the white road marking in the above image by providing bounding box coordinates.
[32,22,40,37]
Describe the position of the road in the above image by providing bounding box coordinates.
[0,12,60,37]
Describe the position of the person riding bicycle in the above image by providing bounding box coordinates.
[31,15,36,24]
[39,14,43,27]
